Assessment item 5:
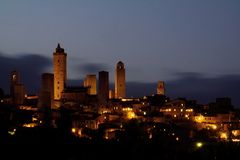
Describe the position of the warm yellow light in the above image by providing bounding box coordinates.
[232,130,239,137]
[220,132,227,139]
[32,117,38,121]
[143,111,146,115]
[71,128,76,133]
[174,114,177,118]
[180,109,183,112]
[186,109,193,112]
[232,139,240,142]
[78,130,81,136]
[176,137,179,141]
[122,107,132,111]
[196,142,203,148]
[195,115,204,123]
[127,111,136,119]
[23,123,36,128]
[212,125,217,130]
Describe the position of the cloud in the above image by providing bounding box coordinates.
[77,63,110,75]
[125,73,240,107]
[0,52,52,94]
[166,73,240,107]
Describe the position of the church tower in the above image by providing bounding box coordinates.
[53,43,67,101]
[115,61,126,98]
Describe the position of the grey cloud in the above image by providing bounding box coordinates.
[125,73,240,107]
[0,52,51,94]
[77,63,110,75]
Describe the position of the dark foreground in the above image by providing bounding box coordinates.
[1,128,240,160]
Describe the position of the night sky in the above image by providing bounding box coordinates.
[0,0,240,106]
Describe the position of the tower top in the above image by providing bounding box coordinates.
[55,43,65,53]
[117,61,124,65]
[116,61,124,69]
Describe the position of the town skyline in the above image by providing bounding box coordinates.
[0,43,240,107]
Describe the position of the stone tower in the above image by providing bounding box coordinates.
[115,61,126,98]
[53,43,67,101]
[98,71,109,103]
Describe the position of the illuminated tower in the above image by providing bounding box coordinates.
[98,71,109,103]
[84,74,97,95]
[115,61,126,98]
[157,81,165,95]
[53,43,67,101]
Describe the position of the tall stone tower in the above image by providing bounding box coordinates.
[98,71,109,103]
[115,61,126,98]
[39,73,54,109]
[157,81,165,95]
[53,43,67,101]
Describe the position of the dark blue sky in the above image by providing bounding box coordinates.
[0,0,240,106]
